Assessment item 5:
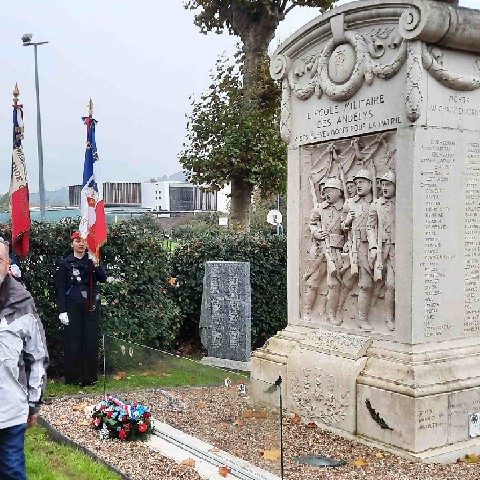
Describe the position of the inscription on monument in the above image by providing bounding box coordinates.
[464,140,480,333]
[414,129,480,341]
[417,407,446,432]
[199,261,251,362]
[296,93,403,144]
[419,136,457,340]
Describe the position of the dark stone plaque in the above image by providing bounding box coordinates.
[200,261,251,362]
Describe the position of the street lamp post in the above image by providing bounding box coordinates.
[22,33,49,221]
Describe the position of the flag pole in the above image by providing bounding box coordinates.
[87,98,94,312]
[10,83,31,260]
[11,84,20,266]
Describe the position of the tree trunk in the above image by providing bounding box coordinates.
[229,176,254,232]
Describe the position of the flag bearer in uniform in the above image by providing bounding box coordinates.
[55,232,106,386]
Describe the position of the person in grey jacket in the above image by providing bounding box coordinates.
[0,240,49,480]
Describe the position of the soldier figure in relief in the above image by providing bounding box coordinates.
[303,178,345,323]
[345,177,356,199]
[341,169,375,331]
[367,171,396,331]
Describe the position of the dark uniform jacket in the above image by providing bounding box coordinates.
[55,253,107,312]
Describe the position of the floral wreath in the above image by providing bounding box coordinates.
[92,395,154,440]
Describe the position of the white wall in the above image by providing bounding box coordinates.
[141,182,169,211]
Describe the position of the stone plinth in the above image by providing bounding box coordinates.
[252,0,480,462]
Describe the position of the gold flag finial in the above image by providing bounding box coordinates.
[13,83,20,106]
[88,97,94,117]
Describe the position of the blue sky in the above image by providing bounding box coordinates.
[0,0,478,193]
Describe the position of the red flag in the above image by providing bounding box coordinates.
[10,95,31,258]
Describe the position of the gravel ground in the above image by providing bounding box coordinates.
[40,386,480,480]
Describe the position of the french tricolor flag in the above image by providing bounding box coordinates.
[10,89,31,258]
[79,110,107,262]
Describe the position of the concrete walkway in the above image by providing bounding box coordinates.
[149,421,282,480]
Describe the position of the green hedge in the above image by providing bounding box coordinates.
[5,217,287,375]
[18,217,180,375]
[169,232,287,349]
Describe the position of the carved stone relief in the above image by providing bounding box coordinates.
[271,10,480,143]
[291,367,349,426]
[301,132,397,333]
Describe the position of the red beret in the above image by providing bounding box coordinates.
[70,231,81,240]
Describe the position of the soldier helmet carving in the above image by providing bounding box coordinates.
[346,176,355,184]
[353,168,373,182]
[324,177,343,191]
[381,170,396,184]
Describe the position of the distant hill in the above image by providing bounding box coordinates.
[145,171,187,182]
[29,187,69,207]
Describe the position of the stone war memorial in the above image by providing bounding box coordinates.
[251,0,480,462]
[200,261,252,371]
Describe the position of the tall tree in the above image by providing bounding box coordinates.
[180,48,286,230]
[183,0,335,230]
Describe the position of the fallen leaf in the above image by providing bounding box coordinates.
[465,454,478,463]
[168,277,177,286]
[180,458,196,467]
[72,403,89,412]
[291,414,301,424]
[217,423,230,429]
[218,466,231,477]
[233,420,245,427]
[306,422,317,429]
[197,403,207,409]
[352,458,368,466]
[262,449,281,461]
[209,447,220,453]
[234,450,244,456]
[113,375,122,381]
[375,452,384,458]
[242,411,268,419]
[77,419,91,426]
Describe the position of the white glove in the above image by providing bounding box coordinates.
[9,264,21,278]
[88,251,99,266]
[59,312,69,326]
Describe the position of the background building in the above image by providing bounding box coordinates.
[69,180,224,214]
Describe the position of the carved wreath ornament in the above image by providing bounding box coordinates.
[271,8,480,143]
[291,367,349,426]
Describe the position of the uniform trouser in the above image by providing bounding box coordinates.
[0,423,26,480]
[304,248,342,315]
[382,244,395,320]
[64,301,100,385]
[341,242,374,321]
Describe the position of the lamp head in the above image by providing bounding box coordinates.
[22,33,33,44]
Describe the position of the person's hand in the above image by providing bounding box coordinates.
[344,210,355,227]
[9,264,21,278]
[313,230,328,241]
[27,414,38,429]
[88,251,99,266]
[59,312,69,326]
[368,247,377,269]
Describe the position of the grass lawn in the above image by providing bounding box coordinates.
[26,425,121,480]
[46,354,248,398]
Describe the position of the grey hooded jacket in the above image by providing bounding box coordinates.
[0,274,49,429]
